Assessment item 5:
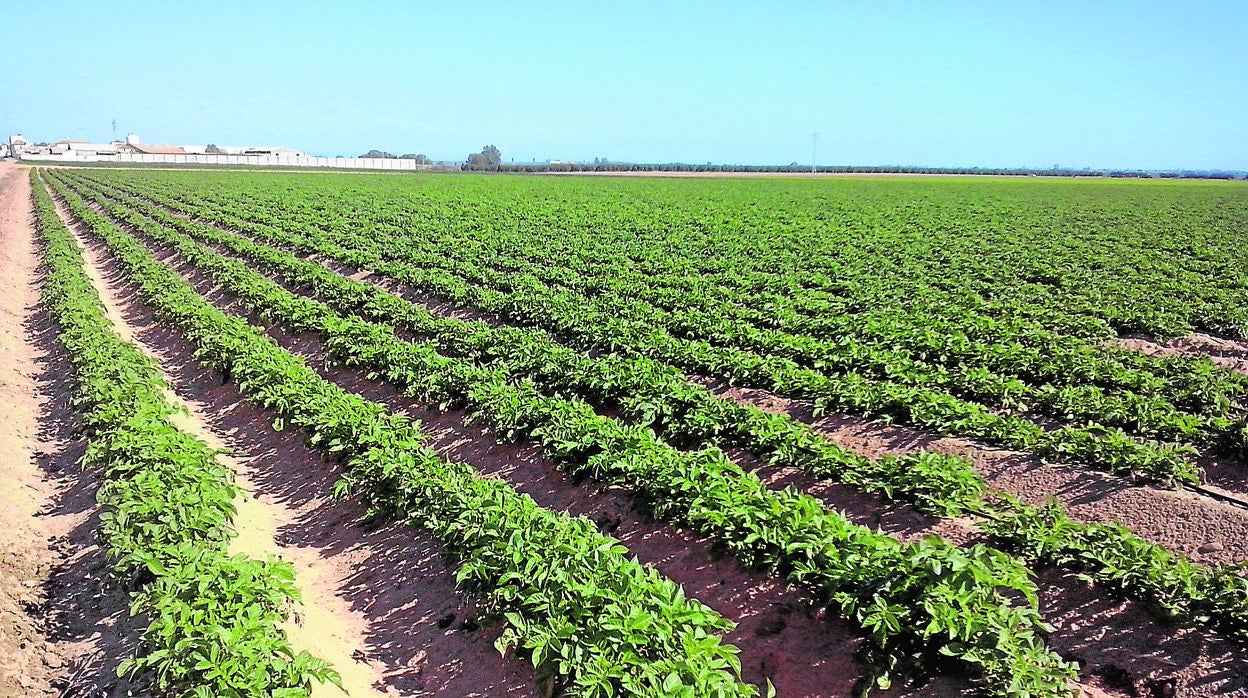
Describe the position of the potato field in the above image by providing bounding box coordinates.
[5,165,1248,697]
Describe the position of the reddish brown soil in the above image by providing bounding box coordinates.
[699,380,1248,568]
[1040,567,1248,698]
[1117,334,1248,377]
[0,162,59,696]
[0,161,72,697]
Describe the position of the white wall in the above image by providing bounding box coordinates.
[22,151,430,170]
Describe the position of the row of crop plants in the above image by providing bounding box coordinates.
[52,169,1248,694]
[59,170,1248,649]
[93,167,1248,392]
[223,180,1243,438]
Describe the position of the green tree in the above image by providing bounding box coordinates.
[467,145,502,169]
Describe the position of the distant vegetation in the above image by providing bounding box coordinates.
[465,144,502,170]
[357,149,430,163]
[495,161,1247,179]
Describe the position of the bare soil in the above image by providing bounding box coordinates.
[0,160,70,697]
[1117,334,1248,377]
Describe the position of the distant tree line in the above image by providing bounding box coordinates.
[358,149,431,164]
[352,143,1244,180]
[481,161,1247,180]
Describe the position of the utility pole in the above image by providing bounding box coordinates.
[112,119,117,142]
[811,132,818,178]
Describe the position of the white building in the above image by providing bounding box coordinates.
[8,134,29,156]
[53,141,119,155]
[117,143,186,155]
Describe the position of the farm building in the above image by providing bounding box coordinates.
[117,143,187,155]
[51,141,119,155]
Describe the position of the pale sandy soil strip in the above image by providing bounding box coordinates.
[48,179,538,697]
[0,161,65,696]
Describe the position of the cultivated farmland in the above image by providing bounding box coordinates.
[4,164,1248,697]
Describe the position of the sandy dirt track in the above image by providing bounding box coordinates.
[0,161,83,696]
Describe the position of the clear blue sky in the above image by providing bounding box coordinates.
[4,1,1245,170]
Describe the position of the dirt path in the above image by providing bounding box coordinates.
[0,162,80,695]
[49,176,539,697]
